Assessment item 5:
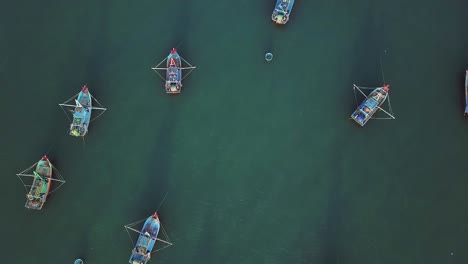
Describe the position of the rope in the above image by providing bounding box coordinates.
[380,55,386,84]
[152,69,166,82]
[16,175,30,193]
[59,105,72,123]
[125,226,136,247]
[156,192,168,212]
[62,92,80,105]
[181,68,195,81]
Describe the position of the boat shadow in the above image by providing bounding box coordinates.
[346,8,386,112]
[128,101,178,218]
[315,148,345,263]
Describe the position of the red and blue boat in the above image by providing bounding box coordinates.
[152,48,196,94]
[351,85,389,126]
[128,213,161,264]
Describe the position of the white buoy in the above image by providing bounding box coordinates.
[265,52,273,62]
[74,259,83,264]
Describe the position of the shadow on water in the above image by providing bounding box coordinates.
[316,147,345,264]
[169,0,193,53]
[346,6,385,111]
[129,101,178,219]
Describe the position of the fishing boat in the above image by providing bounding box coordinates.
[272,0,295,24]
[465,70,468,115]
[125,212,173,264]
[16,156,65,210]
[351,85,392,126]
[152,48,196,94]
[59,85,107,137]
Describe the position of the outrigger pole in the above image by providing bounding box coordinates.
[151,57,196,81]
[59,92,107,123]
[16,163,66,194]
[124,225,173,246]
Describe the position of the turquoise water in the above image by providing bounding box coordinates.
[1,0,468,263]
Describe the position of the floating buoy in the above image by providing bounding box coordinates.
[74,259,84,264]
[265,52,273,62]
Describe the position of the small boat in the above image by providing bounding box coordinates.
[465,70,468,115]
[74,259,84,264]
[16,156,65,210]
[25,156,52,210]
[152,48,196,94]
[272,0,295,24]
[70,86,92,137]
[351,85,389,126]
[59,85,107,137]
[125,212,173,264]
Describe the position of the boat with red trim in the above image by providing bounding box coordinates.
[152,48,196,94]
[351,85,390,126]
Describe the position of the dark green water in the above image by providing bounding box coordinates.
[2,0,468,263]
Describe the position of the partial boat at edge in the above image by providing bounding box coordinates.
[272,0,295,24]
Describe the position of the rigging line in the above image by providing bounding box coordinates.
[154,243,172,252]
[181,68,195,81]
[181,57,194,67]
[17,162,39,175]
[153,57,168,68]
[90,110,106,123]
[82,136,86,150]
[125,227,136,246]
[387,95,394,116]
[380,55,386,84]
[125,218,147,227]
[156,192,169,212]
[59,105,72,123]
[152,69,166,82]
[45,144,55,156]
[175,40,184,50]
[62,92,80,104]
[16,174,30,193]
[353,87,360,107]
[90,94,106,108]
[48,181,66,194]
[51,164,65,181]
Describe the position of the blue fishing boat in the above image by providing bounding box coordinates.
[272,0,295,24]
[59,85,107,137]
[464,70,468,115]
[152,48,196,94]
[351,85,389,126]
[128,213,161,264]
[70,86,92,137]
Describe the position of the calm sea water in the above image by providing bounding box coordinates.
[1,0,468,263]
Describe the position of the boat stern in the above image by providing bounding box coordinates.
[464,106,468,116]
[351,111,367,127]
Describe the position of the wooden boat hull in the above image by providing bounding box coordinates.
[70,86,92,137]
[272,0,295,24]
[129,213,161,264]
[165,49,183,94]
[351,87,388,126]
[465,70,468,115]
[25,156,52,210]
